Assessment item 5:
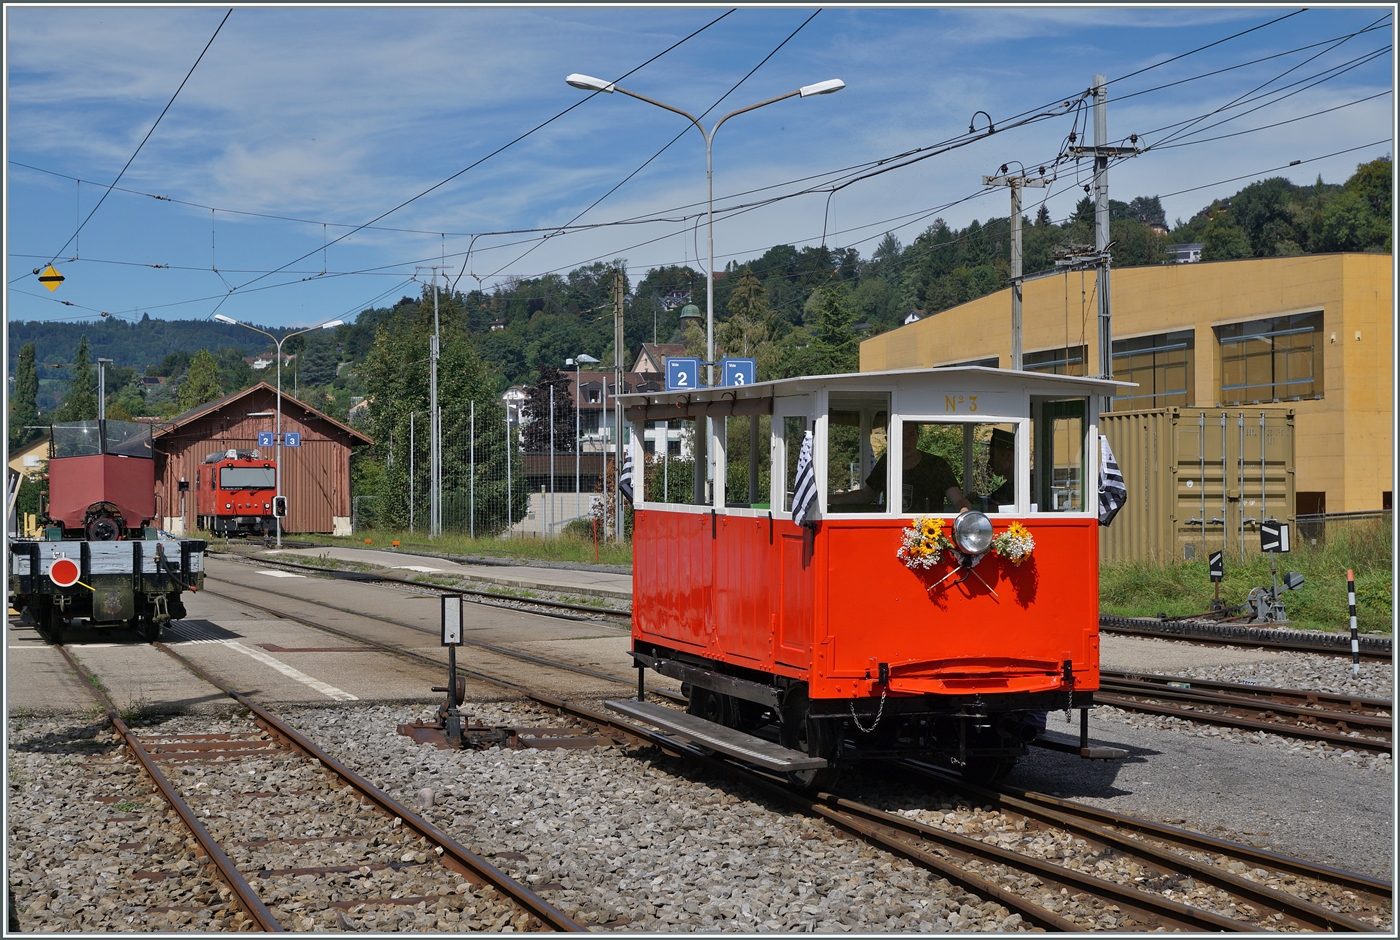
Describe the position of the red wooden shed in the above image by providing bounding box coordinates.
[152,383,372,535]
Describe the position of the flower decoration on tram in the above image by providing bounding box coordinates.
[898,515,953,570]
[991,520,1036,565]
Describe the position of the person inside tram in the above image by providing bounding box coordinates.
[971,428,1016,512]
[830,421,970,513]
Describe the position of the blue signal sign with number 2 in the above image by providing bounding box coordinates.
[666,357,701,391]
[258,431,274,447]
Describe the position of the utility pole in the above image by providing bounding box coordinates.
[613,267,625,542]
[417,266,444,537]
[983,169,1049,370]
[1066,74,1139,403]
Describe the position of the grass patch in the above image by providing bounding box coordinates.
[112,800,144,813]
[318,529,633,568]
[1101,517,1392,633]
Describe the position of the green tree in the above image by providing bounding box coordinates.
[296,337,338,387]
[783,286,857,377]
[718,267,773,358]
[9,342,39,446]
[53,336,97,422]
[361,287,525,534]
[1201,216,1251,261]
[177,349,224,411]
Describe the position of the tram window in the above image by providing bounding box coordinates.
[1032,398,1086,512]
[825,393,890,514]
[642,417,702,506]
[860,421,1018,514]
[781,416,808,513]
[725,414,772,508]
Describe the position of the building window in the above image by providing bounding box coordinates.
[1111,330,1194,411]
[939,356,999,368]
[1216,312,1323,404]
[1024,345,1087,377]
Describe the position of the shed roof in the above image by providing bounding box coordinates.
[152,381,373,445]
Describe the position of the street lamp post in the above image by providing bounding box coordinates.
[214,314,343,547]
[565,354,600,527]
[567,72,844,495]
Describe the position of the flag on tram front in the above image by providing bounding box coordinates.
[1098,434,1126,527]
[619,443,634,504]
[791,430,817,527]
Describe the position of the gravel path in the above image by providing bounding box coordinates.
[7,715,256,932]
[281,701,1031,932]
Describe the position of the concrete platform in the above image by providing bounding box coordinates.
[264,546,633,600]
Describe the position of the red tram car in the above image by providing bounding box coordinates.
[196,449,277,537]
[609,366,1129,786]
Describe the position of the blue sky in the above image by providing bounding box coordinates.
[5,5,1394,332]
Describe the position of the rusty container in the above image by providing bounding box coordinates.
[1099,408,1295,564]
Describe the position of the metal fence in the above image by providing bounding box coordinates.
[1294,510,1392,549]
[356,398,629,540]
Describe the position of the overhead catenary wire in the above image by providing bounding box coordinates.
[43,9,232,268]
[12,12,1386,327]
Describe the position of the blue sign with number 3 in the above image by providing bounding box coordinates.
[666,357,701,391]
[284,432,301,448]
[721,358,756,387]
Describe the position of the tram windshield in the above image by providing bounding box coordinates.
[894,421,1018,514]
[1032,397,1087,512]
[220,466,277,490]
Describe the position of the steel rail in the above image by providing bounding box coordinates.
[151,641,586,933]
[896,761,1381,931]
[1099,677,1392,735]
[194,579,688,706]
[214,550,631,620]
[1102,670,1393,713]
[528,697,1272,932]
[51,644,284,932]
[1098,616,1391,661]
[520,696,1080,932]
[170,576,1380,931]
[1092,691,1392,754]
[969,773,1392,900]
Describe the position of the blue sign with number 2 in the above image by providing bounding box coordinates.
[666,357,700,391]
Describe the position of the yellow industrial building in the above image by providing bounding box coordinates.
[860,253,1394,514]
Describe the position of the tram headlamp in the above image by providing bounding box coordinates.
[952,511,994,555]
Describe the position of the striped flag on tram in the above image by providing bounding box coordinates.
[791,430,818,527]
[1098,434,1127,527]
[618,443,634,504]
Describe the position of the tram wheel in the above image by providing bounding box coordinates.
[960,755,1018,784]
[685,687,726,755]
[779,688,839,791]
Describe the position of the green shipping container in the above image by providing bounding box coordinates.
[1098,408,1295,564]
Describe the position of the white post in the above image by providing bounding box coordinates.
[470,401,475,540]
[409,411,415,534]
[549,384,556,536]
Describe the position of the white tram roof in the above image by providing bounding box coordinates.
[619,366,1134,418]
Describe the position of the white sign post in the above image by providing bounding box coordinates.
[440,595,464,744]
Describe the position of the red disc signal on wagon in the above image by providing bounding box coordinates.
[49,556,80,588]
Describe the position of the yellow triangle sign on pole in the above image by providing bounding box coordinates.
[38,265,65,292]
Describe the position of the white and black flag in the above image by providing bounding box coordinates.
[791,430,818,527]
[618,441,634,504]
[1098,434,1126,527]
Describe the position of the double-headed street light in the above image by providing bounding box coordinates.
[566,72,844,495]
[214,314,343,547]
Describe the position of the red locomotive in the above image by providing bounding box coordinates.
[610,366,1128,786]
[196,449,277,538]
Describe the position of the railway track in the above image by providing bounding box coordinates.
[184,567,1390,931]
[1097,670,1392,754]
[225,551,1391,662]
[51,641,584,932]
